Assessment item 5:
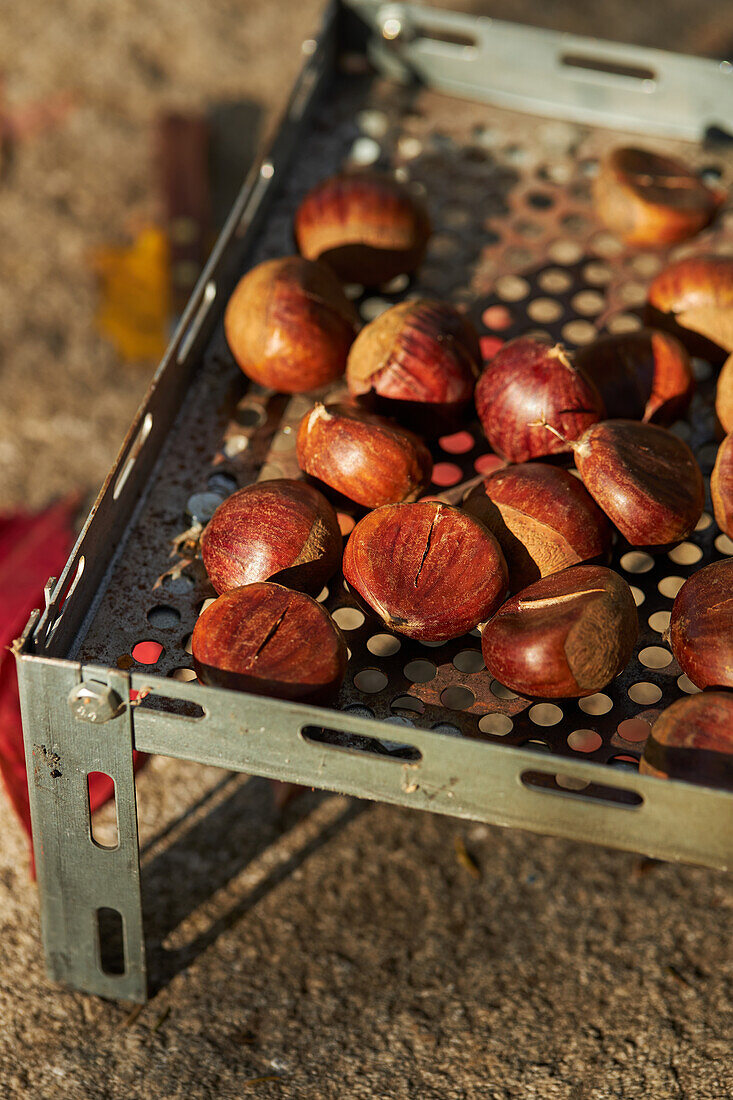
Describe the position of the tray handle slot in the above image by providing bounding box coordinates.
[113,412,153,501]
[560,53,656,86]
[521,769,644,809]
[301,723,422,763]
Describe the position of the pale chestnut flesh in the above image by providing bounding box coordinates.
[463,462,611,592]
[480,564,638,699]
[669,560,733,690]
[342,501,508,641]
[646,256,733,365]
[716,354,733,434]
[711,432,733,538]
[640,693,733,786]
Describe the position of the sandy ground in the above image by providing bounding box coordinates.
[0,2,732,1098]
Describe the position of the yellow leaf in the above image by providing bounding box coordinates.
[92,225,170,363]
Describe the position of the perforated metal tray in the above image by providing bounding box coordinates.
[16,0,733,1002]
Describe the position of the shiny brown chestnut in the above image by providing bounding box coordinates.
[463,463,611,592]
[224,256,358,393]
[474,338,604,463]
[342,501,508,642]
[192,582,347,703]
[201,478,341,596]
[346,299,480,434]
[646,256,733,365]
[711,432,733,538]
[564,420,705,546]
[593,147,723,247]
[480,564,638,699]
[575,329,694,425]
[640,694,733,786]
[294,171,431,286]
[296,402,432,508]
[669,559,733,689]
[716,353,733,434]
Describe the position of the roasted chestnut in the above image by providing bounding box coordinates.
[575,329,693,425]
[711,432,733,538]
[474,338,604,463]
[480,564,638,699]
[192,582,347,703]
[463,462,611,592]
[201,478,341,596]
[669,559,733,689]
[568,420,704,546]
[294,170,431,285]
[296,402,432,507]
[346,299,480,434]
[342,501,508,641]
[646,255,733,365]
[593,147,723,246]
[224,256,358,392]
[640,693,733,786]
[716,353,733,434]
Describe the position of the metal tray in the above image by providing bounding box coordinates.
[16,0,733,1003]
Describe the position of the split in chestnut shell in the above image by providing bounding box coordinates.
[646,255,733,365]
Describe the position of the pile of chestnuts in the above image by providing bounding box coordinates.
[188,153,732,787]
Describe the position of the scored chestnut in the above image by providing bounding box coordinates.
[593,146,723,246]
[575,328,694,426]
[294,170,431,286]
[192,582,348,703]
[566,420,704,546]
[224,256,358,393]
[346,299,481,434]
[463,463,611,592]
[296,402,432,508]
[716,353,733,434]
[668,559,733,690]
[201,478,341,596]
[474,338,604,463]
[342,501,508,642]
[480,564,638,699]
[646,255,733,366]
[711,432,733,538]
[639,694,733,787]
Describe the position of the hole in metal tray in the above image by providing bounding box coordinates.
[113,412,153,500]
[522,770,643,808]
[137,693,205,721]
[414,26,478,51]
[560,53,656,84]
[301,724,422,763]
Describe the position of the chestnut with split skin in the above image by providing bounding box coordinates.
[640,693,733,788]
[711,432,733,538]
[668,560,733,690]
[646,255,733,366]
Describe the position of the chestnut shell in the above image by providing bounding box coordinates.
[640,693,733,786]
[716,353,733,435]
[201,478,342,596]
[342,501,508,641]
[481,564,638,699]
[296,402,432,508]
[668,559,733,689]
[192,582,347,703]
[711,432,733,538]
[224,256,358,393]
[646,255,733,365]
[463,462,611,592]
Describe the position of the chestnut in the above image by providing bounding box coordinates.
[568,420,704,546]
[224,256,358,393]
[593,147,723,247]
[192,582,347,703]
[474,338,604,464]
[575,329,693,426]
[646,256,733,365]
[296,402,432,508]
[201,478,341,596]
[463,462,611,592]
[346,299,480,434]
[716,353,733,434]
[342,501,508,642]
[640,693,733,787]
[711,432,733,538]
[294,170,431,285]
[480,564,638,699]
[668,560,733,689]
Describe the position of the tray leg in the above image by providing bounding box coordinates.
[18,661,147,1002]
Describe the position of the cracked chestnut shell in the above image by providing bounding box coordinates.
[224,256,358,393]
[646,256,733,366]
[593,147,723,247]
[481,564,638,699]
[711,432,733,538]
[571,420,704,546]
[640,693,733,785]
[201,479,341,596]
[463,463,611,592]
[296,402,432,508]
[346,299,480,434]
[575,329,694,425]
[294,171,431,286]
[474,338,604,463]
[192,582,347,703]
[669,560,733,689]
[716,354,733,434]
[342,501,508,641]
